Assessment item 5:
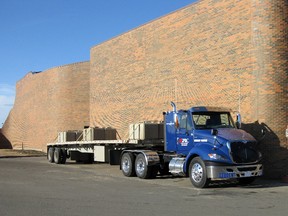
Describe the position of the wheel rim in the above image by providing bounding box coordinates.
[136,158,145,176]
[191,163,203,183]
[122,157,130,173]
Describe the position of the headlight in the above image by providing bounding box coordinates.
[208,153,226,160]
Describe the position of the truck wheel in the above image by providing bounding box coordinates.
[238,177,255,185]
[54,148,62,164]
[60,149,67,164]
[48,147,54,163]
[121,152,136,177]
[135,153,157,179]
[189,157,210,188]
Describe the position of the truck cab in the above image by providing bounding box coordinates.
[165,104,263,188]
[120,102,263,188]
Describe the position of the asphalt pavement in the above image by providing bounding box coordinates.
[0,157,287,216]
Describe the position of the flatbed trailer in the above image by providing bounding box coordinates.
[47,139,164,165]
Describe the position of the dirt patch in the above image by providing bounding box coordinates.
[0,149,46,158]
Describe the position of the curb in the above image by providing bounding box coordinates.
[0,155,46,159]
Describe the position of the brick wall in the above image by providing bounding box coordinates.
[0,0,287,177]
[249,0,288,176]
[90,0,288,177]
[90,0,253,137]
[90,0,287,139]
[0,62,90,151]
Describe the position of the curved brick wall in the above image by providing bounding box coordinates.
[1,61,90,151]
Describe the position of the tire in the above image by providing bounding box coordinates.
[135,153,158,179]
[121,152,136,177]
[48,147,54,163]
[60,149,67,164]
[54,148,62,164]
[238,177,256,185]
[189,157,210,188]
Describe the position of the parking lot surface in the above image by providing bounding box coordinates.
[0,157,287,216]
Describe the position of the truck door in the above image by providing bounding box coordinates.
[176,112,193,155]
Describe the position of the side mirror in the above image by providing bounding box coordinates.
[236,113,242,129]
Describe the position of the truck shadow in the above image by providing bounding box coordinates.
[207,178,288,189]
[241,121,288,179]
[156,175,288,189]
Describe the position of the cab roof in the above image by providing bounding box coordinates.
[189,106,232,113]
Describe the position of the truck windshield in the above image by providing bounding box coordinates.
[192,112,235,129]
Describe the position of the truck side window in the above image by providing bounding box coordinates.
[179,114,187,129]
[179,113,192,131]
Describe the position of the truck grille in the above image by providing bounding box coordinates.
[230,141,259,164]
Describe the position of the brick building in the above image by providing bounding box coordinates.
[0,62,90,150]
[1,0,287,177]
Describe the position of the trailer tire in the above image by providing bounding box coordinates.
[121,152,136,177]
[135,153,157,179]
[189,157,210,188]
[48,147,54,163]
[54,148,62,164]
[60,149,67,164]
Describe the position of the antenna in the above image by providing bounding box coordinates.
[238,82,241,113]
[174,78,178,104]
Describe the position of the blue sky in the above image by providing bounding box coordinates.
[0,0,196,125]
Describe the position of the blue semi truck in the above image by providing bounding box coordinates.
[120,102,263,188]
[48,102,263,188]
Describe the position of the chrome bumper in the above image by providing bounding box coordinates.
[206,164,263,180]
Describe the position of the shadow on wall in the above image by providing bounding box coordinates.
[242,122,288,179]
[0,132,12,149]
